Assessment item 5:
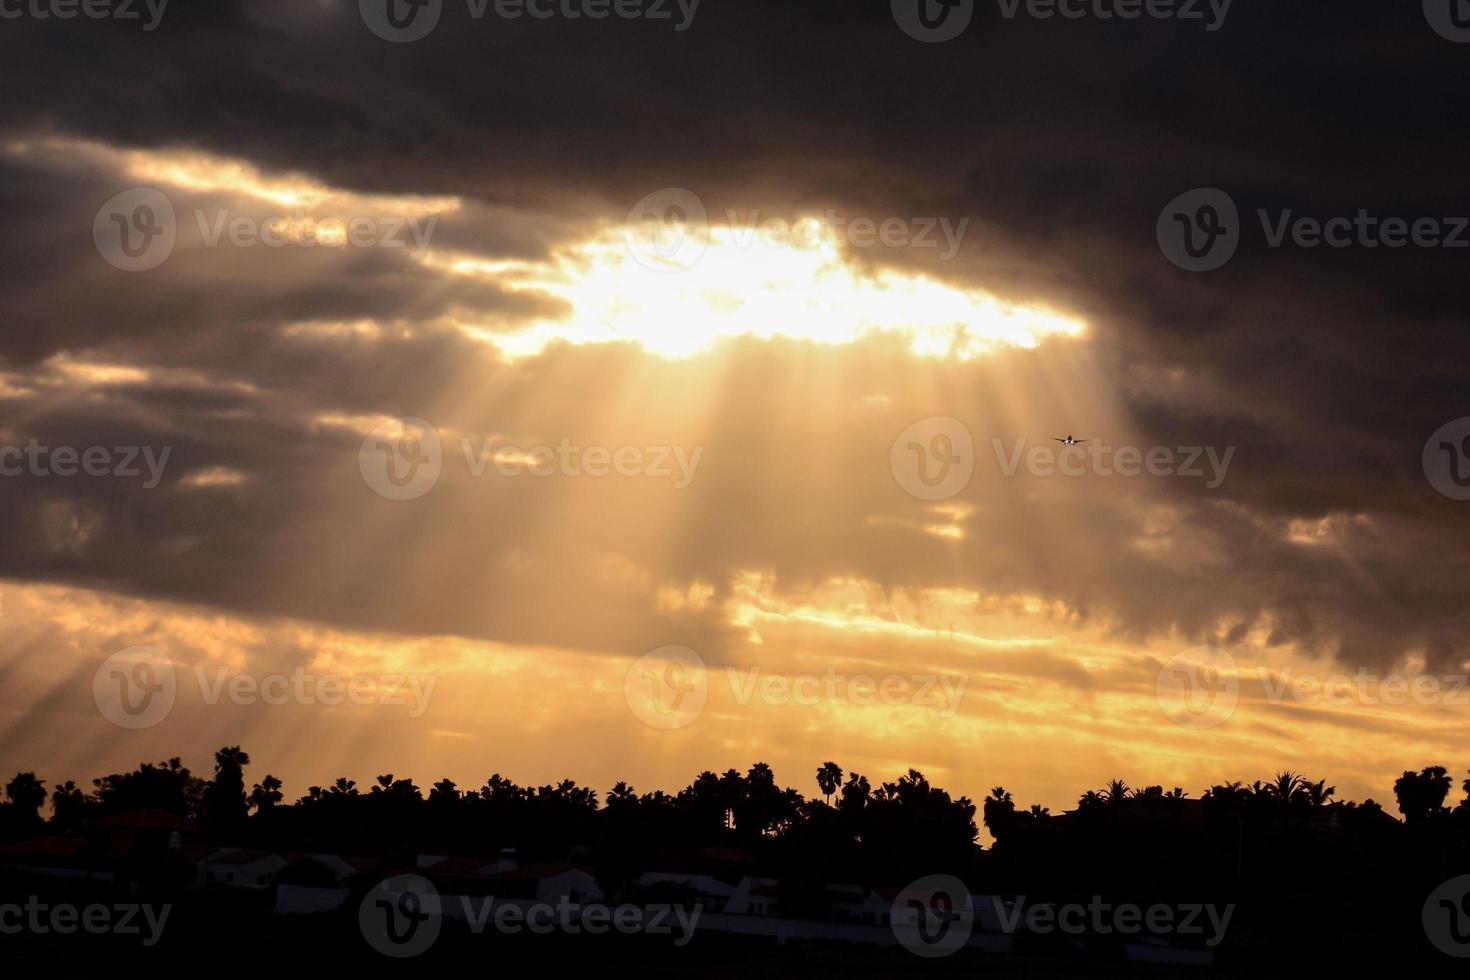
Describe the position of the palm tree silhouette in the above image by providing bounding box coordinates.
[816,762,843,805]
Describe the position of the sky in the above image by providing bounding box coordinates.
[1,0,1469,820]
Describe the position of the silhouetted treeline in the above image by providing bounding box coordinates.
[0,751,980,888]
[6,753,1470,906]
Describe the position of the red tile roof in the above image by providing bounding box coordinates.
[0,836,88,859]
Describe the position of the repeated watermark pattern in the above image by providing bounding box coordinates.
[359,0,701,43]
[358,416,703,501]
[990,895,1233,947]
[889,417,1235,500]
[1424,418,1470,500]
[1424,875,1470,957]
[1159,187,1470,272]
[892,0,1232,43]
[1156,646,1239,730]
[890,874,1233,958]
[93,187,438,272]
[890,417,976,501]
[1157,645,1470,729]
[891,875,975,956]
[92,645,437,730]
[624,645,967,729]
[0,439,171,487]
[624,188,972,272]
[1424,0,1470,43]
[358,875,699,958]
[0,0,168,30]
[0,898,171,946]
[360,876,442,958]
[991,438,1235,487]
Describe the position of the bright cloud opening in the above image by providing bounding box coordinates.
[433,221,1087,360]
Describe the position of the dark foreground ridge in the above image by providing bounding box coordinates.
[3,751,1470,976]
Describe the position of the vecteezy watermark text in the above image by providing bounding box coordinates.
[990,895,1233,947]
[624,645,968,729]
[358,416,703,501]
[891,0,1231,43]
[624,188,972,272]
[92,646,437,730]
[93,188,439,272]
[1157,645,1470,730]
[0,897,171,947]
[889,418,1235,500]
[0,0,168,30]
[359,875,699,958]
[889,874,1233,958]
[992,438,1235,488]
[359,0,700,43]
[0,440,171,488]
[1159,187,1470,272]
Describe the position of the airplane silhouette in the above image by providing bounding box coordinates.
[1052,435,1088,446]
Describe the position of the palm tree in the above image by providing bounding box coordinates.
[204,746,251,832]
[839,772,871,815]
[1266,770,1306,805]
[1303,778,1335,807]
[816,762,843,805]
[982,787,1017,842]
[1395,766,1452,825]
[5,772,46,824]
[50,780,86,828]
[248,774,284,813]
[606,782,638,810]
[1103,779,1131,805]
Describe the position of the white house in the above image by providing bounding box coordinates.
[723,876,782,916]
[199,848,290,889]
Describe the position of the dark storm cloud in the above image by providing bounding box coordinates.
[0,0,1467,668]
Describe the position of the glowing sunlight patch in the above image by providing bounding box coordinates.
[432,223,1086,360]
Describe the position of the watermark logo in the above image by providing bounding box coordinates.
[1257,667,1470,707]
[625,190,970,269]
[93,650,437,728]
[891,417,974,501]
[461,436,702,487]
[892,875,974,957]
[625,188,709,272]
[996,0,1231,30]
[1424,0,1470,42]
[360,417,443,501]
[359,418,703,499]
[990,896,1233,946]
[361,0,699,42]
[1157,187,1239,272]
[1162,188,1470,271]
[0,0,168,30]
[1424,418,1470,501]
[0,898,171,946]
[1156,645,1238,729]
[461,896,699,941]
[92,646,176,730]
[194,210,438,257]
[360,875,442,958]
[0,440,172,487]
[625,648,969,729]
[892,0,974,42]
[94,188,176,272]
[360,0,442,42]
[991,438,1235,488]
[625,645,708,730]
[1425,876,1470,956]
